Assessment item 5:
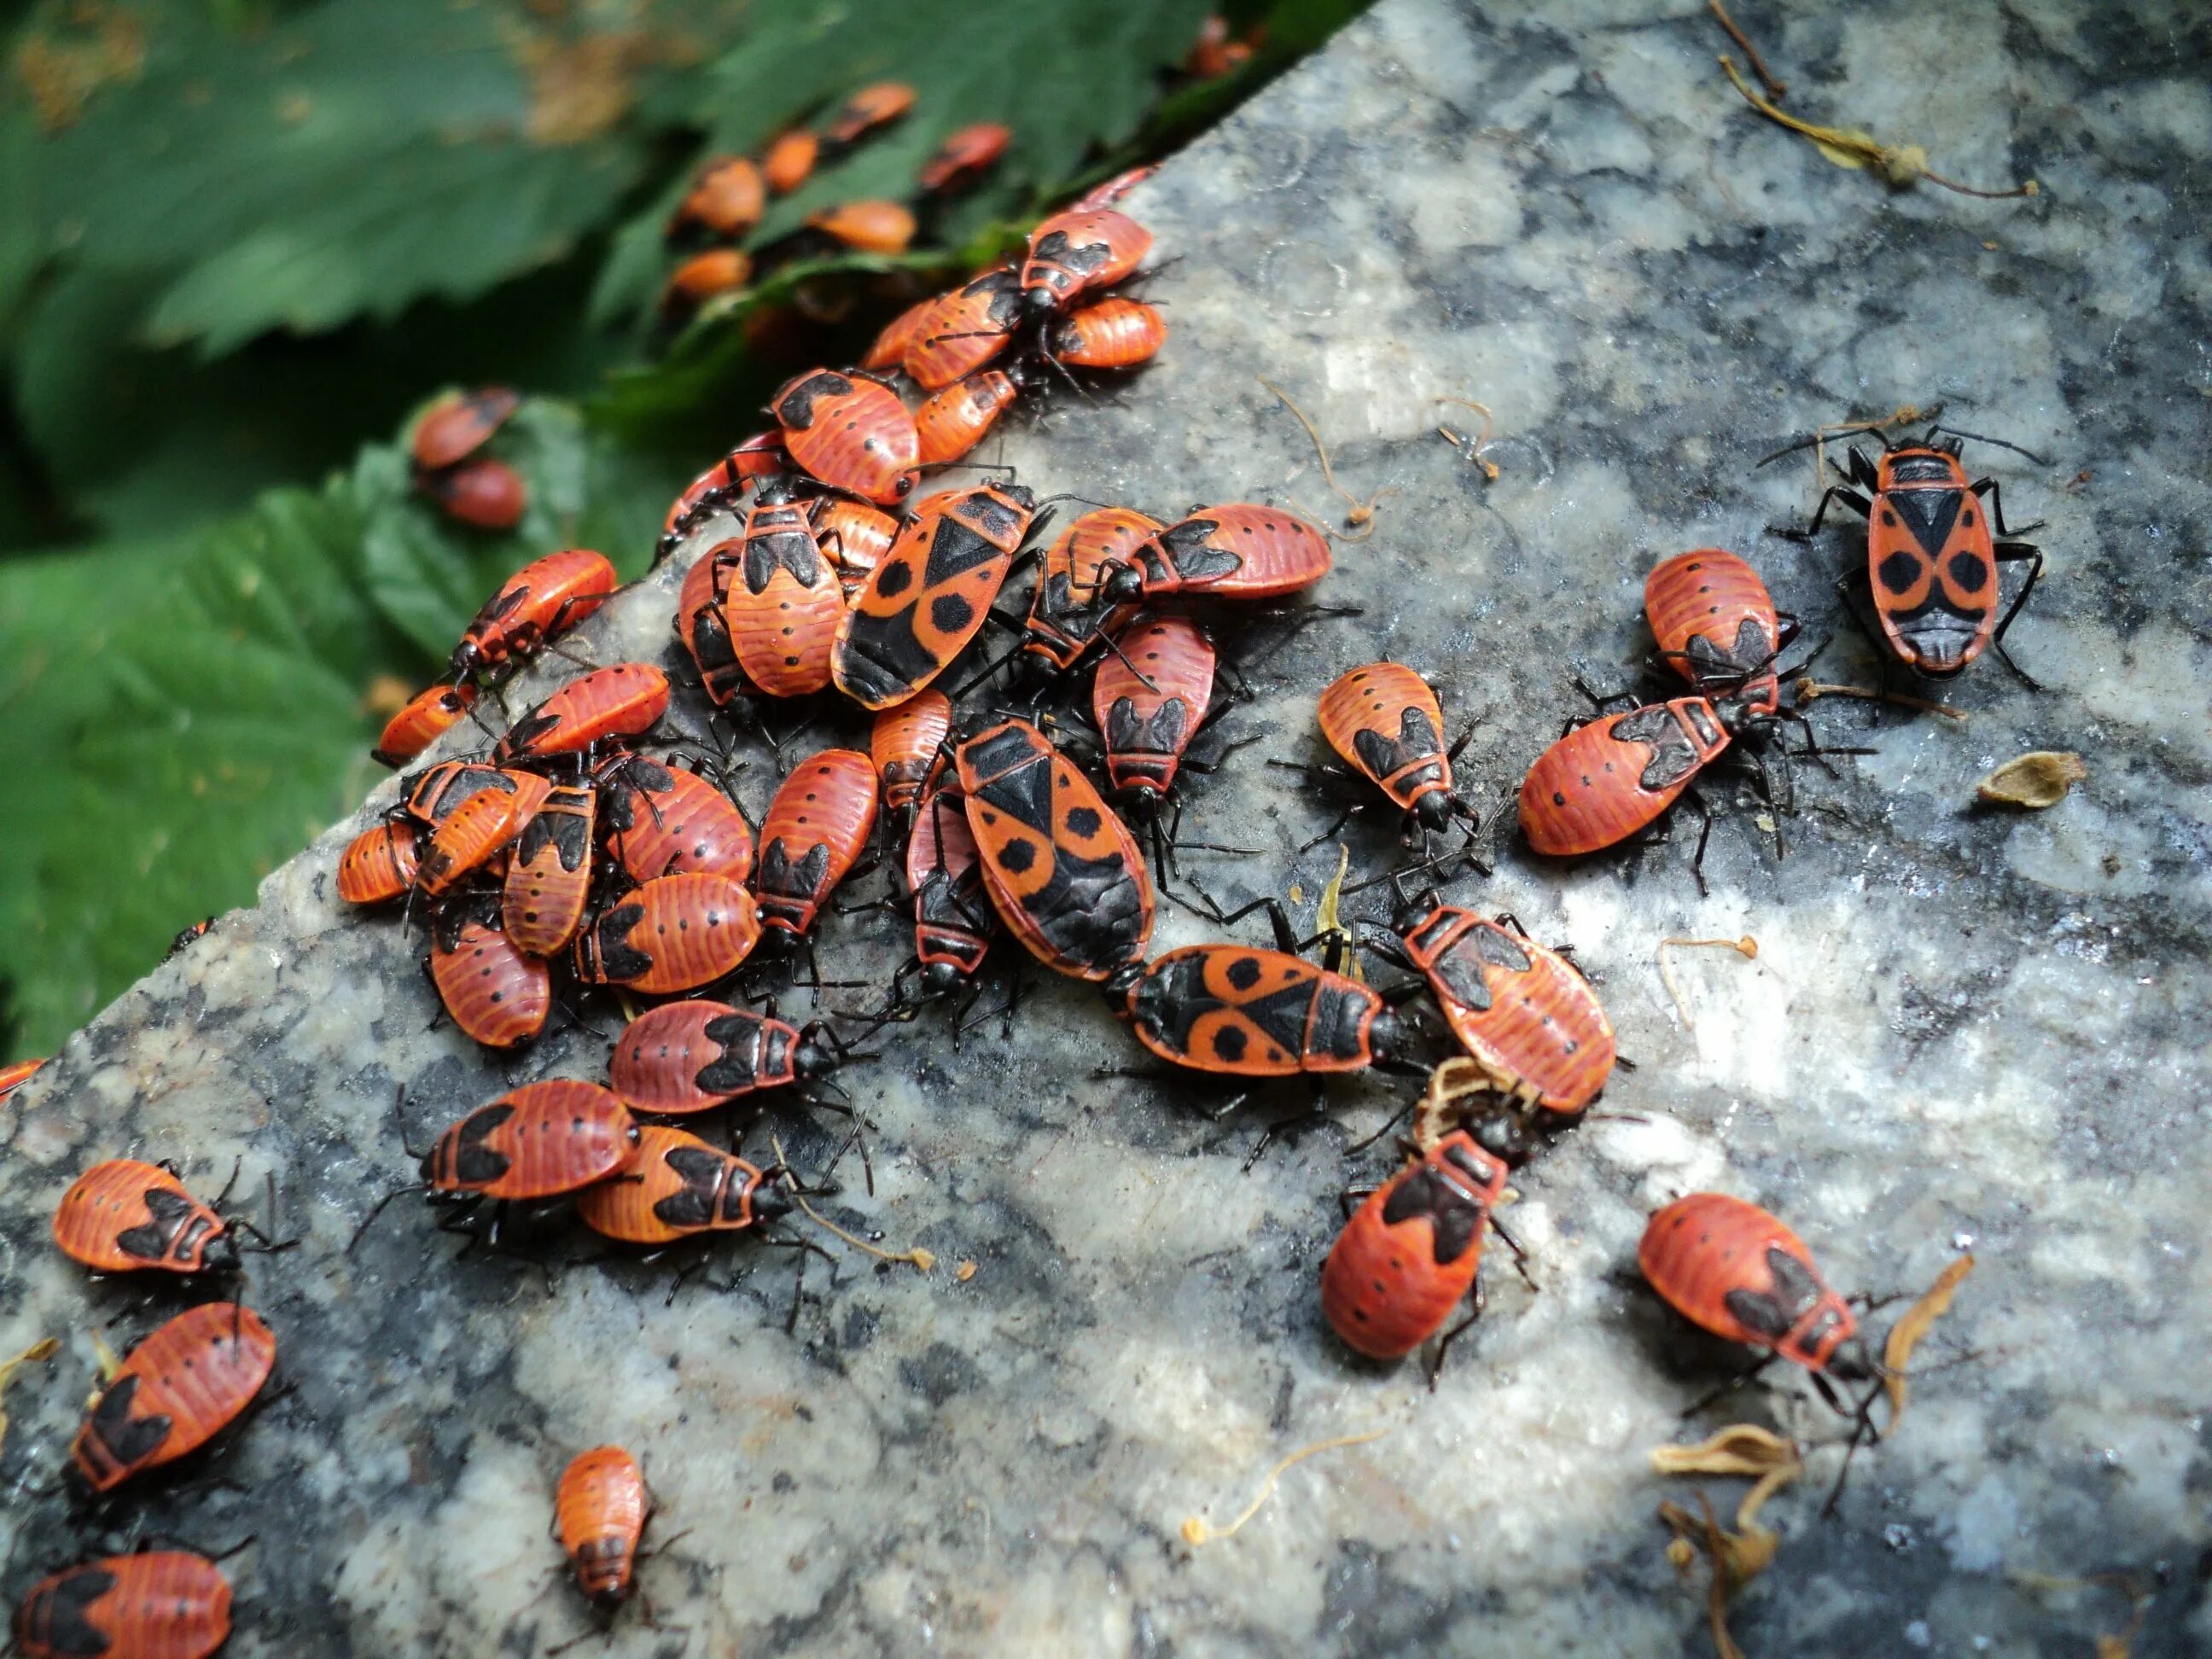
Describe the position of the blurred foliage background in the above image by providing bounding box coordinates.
[0,0,1372,1061]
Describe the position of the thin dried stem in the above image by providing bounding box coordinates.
[1795,678,1965,724]
[1708,1,1785,100]
[1260,377,1393,539]
[1657,935,1759,1033]
[1182,1426,1394,1545]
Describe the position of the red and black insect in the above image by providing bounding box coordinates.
[668,156,765,242]
[0,1057,41,1103]
[823,82,914,148]
[573,873,763,995]
[1113,944,1401,1079]
[764,130,818,195]
[1049,297,1167,371]
[914,370,1022,466]
[723,482,845,697]
[416,771,550,897]
[831,483,1039,710]
[902,268,1024,391]
[399,760,516,828]
[552,1446,654,1616]
[770,369,919,507]
[1311,661,1480,844]
[422,457,527,531]
[1774,425,2044,684]
[1098,504,1331,604]
[73,1301,276,1493]
[752,748,879,938]
[677,538,753,707]
[1644,548,1796,715]
[494,663,670,764]
[1640,1192,1874,1406]
[957,718,1153,982]
[891,779,999,1009]
[421,1081,641,1203]
[411,388,519,474]
[1093,614,1216,804]
[1320,1128,1512,1365]
[920,122,1010,192]
[450,548,618,684]
[663,248,753,323]
[53,1160,247,1277]
[166,916,216,958]
[659,432,785,561]
[1071,165,1155,213]
[1016,208,1153,321]
[428,895,552,1050]
[15,1551,232,1659]
[806,200,916,255]
[574,1126,791,1247]
[864,292,939,374]
[870,690,953,817]
[608,1001,846,1115]
[337,818,422,905]
[1388,899,1615,1115]
[503,783,596,956]
[809,494,899,597]
[1019,506,1158,677]
[597,754,755,884]
[374,683,477,766]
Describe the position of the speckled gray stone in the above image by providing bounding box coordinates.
[5,1,2210,1654]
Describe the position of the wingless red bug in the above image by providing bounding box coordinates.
[553,1447,653,1617]
[428,897,552,1049]
[424,457,527,531]
[450,548,617,683]
[1094,614,1217,808]
[897,780,999,1006]
[1099,504,1332,604]
[1020,507,1159,677]
[0,1057,41,1101]
[659,432,785,561]
[573,873,762,994]
[763,130,818,195]
[724,482,845,697]
[809,495,899,597]
[494,663,670,764]
[920,123,1010,192]
[337,819,422,905]
[770,370,919,508]
[1049,297,1167,371]
[73,1301,276,1493]
[1644,548,1795,715]
[54,1160,236,1277]
[831,483,1039,710]
[870,690,953,817]
[503,783,596,956]
[1321,1128,1512,1364]
[668,156,765,242]
[914,370,1022,466]
[1313,661,1480,842]
[677,540,753,707]
[958,719,1154,982]
[374,684,478,766]
[903,268,1025,392]
[597,756,755,884]
[411,388,519,474]
[823,82,914,148]
[420,1081,640,1203]
[1639,1192,1874,1407]
[15,1551,232,1659]
[416,771,551,897]
[752,749,879,938]
[608,1002,841,1115]
[1016,208,1153,321]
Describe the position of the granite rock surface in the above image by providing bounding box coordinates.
[4,1,2210,1654]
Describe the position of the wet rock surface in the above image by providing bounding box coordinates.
[4,1,2209,1654]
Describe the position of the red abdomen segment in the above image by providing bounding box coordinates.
[906,782,995,976]
[661,434,782,554]
[430,907,551,1049]
[1093,614,1215,797]
[771,369,919,507]
[864,293,936,371]
[575,1126,782,1245]
[957,719,1154,981]
[573,874,761,993]
[416,774,545,898]
[1022,507,1158,672]
[1018,208,1152,310]
[423,1080,638,1201]
[1397,905,1614,1114]
[1318,662,1453,812]
[1639,1193,1861,1371]
[338,819,422,905]
[608,1002,801,1115]
[72,1302,276,1492]
[453,547,617,678]
[920,122,1010,192]
[503,784,596,955]
[401,760,513,826]
[1868,455,2000,675]
[1321,1132,1508,1359]
[904,268,1022,390]
[412,387,517,472]
[753,749,879,936]
[1126,504,1331,599]
[426,458,526,529]
[810,497,899,597]
[872,690,952,814]
[54,1160,227,1274]
[495,663,670,763]
[0,1057,40,1101]
[375,684,476,766]
[916,370,1020,465]
[1051,297,1166,370]
[555,1447,649,1608]
[1644,549,1781,712]
[1517,696,1731,856]
[832,484,1037,710]
[1123,946,1382,1076]
[725,498,843,697]
[16,1551,232,1659]
[599,757,754,883]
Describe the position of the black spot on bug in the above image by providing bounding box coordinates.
[1947,550,1989,591]
[1225,956,1262,991]
[930,593,975,635]
[876,562,914,598]
[996,840,1037,874]
[1212,1026,1249,1062]
[1064,806,1102,838]
[1877,550,1922,595]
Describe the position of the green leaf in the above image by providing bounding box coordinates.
[0,395,678,1061]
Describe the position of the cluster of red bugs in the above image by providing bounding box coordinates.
[661,79,1012,320]
[409,386,527,532]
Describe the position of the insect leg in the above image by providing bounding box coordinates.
[1988,544,2046,690]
